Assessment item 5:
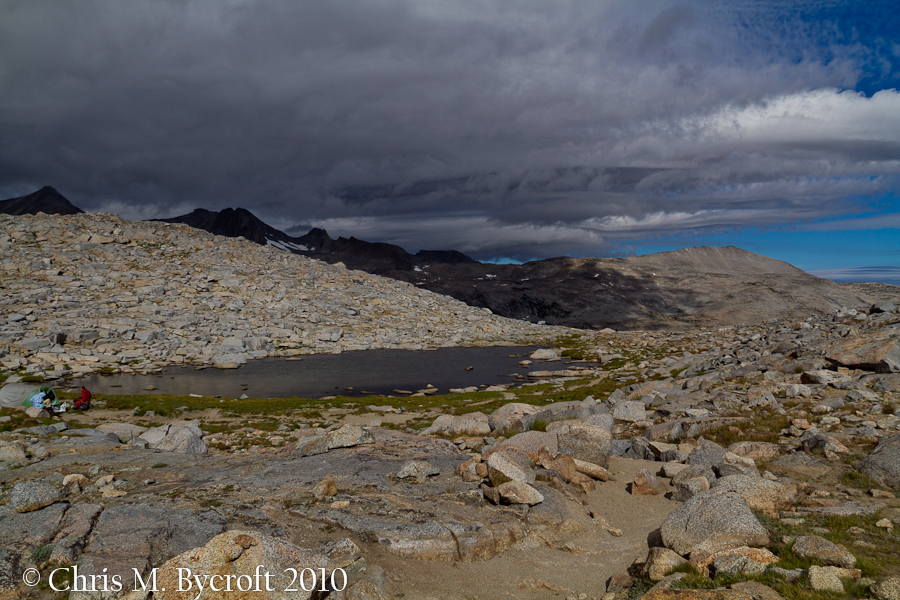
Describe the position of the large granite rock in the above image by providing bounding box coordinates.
[497,480,544,505]
[422,413,491,437]
[486,448,535,486]
[827,329,900,373]
[791,535,857,568]
[488,403,543,433]
[727,441,781,462]
[689,439,727,468]
[644,547,688,582]
[293,433,329,457]
[397,460,440,480]
[10,481,62,513]
[96,422,148,441]
[137,422,207,454]
[807,565,845,593]
[327,424,376,449]
[547,422,611,468]
[499,430,558,454]
[673,476,710,502]
[710,475,796,517]
[660,490,770,556]
[154,530,334,600]
[861,433,900,491]
[0,441,27,463]
[612,400,648,422]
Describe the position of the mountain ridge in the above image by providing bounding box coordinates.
[2,188,892,329]
[157,206,879,330]
[157,206,481,275]
[0,186,83,216]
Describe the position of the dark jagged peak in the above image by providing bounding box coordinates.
[293,227,333,250]
[156,207,290,246]
[415,249,480,264]
[0,186,83,215]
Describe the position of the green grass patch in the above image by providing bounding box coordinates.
[30,545,53,564]
[758,511,900,580]
[531,418,549,432]
[0,408,45,432]
[693,411,790,446]
[839,469,879,491]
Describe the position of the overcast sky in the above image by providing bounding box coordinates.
[1,0,898,278]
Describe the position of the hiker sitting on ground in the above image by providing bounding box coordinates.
[31,390,47,409]
[75,386,91,411]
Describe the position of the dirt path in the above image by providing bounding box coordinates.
[371,457,678,600]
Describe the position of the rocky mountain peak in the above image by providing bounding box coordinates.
[0,186,83,216]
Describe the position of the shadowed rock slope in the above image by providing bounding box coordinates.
[391,246,877,331]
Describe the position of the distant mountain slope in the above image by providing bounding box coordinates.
[156,207,880,330]
[157,208,292,246]
[390,247,875,330]
[0,186,83,215]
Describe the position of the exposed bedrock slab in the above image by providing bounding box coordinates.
[292,496,526,562]
[0,502,69,546]
[73,504,227,592]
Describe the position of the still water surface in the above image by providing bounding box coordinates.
[76,346,550,399]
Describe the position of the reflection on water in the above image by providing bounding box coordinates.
[74,346,556,399]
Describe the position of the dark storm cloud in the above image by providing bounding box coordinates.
[1,0,898,259]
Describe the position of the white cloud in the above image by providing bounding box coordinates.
[694,88,900,146]
[808,266,900,285]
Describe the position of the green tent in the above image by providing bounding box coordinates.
[0,383,58,410]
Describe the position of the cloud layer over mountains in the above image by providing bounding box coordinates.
[1,0,898,261]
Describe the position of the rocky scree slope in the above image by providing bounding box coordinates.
[0,212,564,381]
